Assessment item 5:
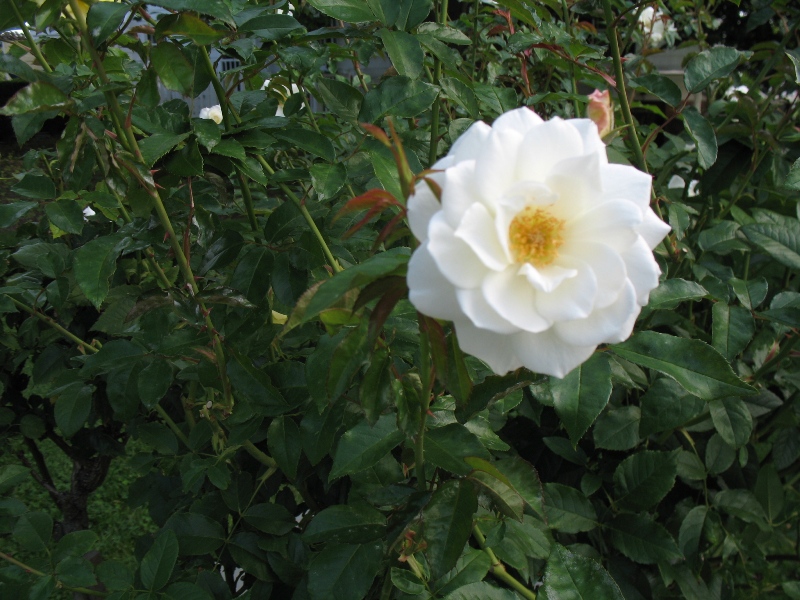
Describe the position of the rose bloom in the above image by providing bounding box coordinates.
[638,6,676,47]
[199,105,223,124]
[406,108,670,378]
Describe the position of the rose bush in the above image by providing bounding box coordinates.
[408,108,670,377]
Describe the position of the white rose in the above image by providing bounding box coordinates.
[261,78,302,117]
[406,108,670,378]
[638,6,676,47]
[199,104,223,124]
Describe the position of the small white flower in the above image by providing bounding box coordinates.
[668,176,699,197]
[199,104,223,124]
[82,206,96,219]
[261,78,302,117]
[406,108,670,378]
[638,6,676,47]
[724,84,749,99]
[275,1,294,15]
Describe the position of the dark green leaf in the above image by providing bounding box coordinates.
[705,433,735,475]
[151,42,195,95]
[0,465,30,494]
[137,360,173,409]
[45,199,84,235]
[440,77,480,119]
[682,107,718,169]
[307,542,383,600]
[163,513,225,555]
[379,29,424,79]
[678,505,707,560]
[754,463,784,522]
[306,0,376,22]
[712,303,754,361]
[742,221,800,269]
[56,556,96,588]
[787,50,800,85]
[157,13,226,45]
[543,544,624,600]
[786,157,800,191]
[684,47,745,93]
[145,0,234,24]
[13,511,52,552]
[424,479,478,579]
[396,0,433,30]
[552,353,612,444]
[227,354,291,417]
[139,132,191,166]
[0,82,70,115]
[709,397,752,448]
[74,235,125,308]
[273,128,336,162]
[12,174,56,199]
[230,245,273,304]
[87,2,130,44]
[614,450,677,510]
[267,416,302,479]
[611,332,755,400]
[391,568,425,595]
[630,74,682,107]
[640,378,706,436]
[456,371,531,423]
[55,383,93,438]
[608,514,682,564]
[140,530,178,591]
[425,423,491,476]
[0,201,37,228]
[648,279,708,310]
[714,489,769,531]
[329,413,404,480]
[443,582,519,599]
[316,78,364,121]
[311,163,347,200]
[304,505,386,543]
[593,406,640,451]
[543,483,596,533]
[242,503,296,535]
[433,548,491,596]
[359,77,439,123]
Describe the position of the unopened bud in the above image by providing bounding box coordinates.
[587,89,614,139]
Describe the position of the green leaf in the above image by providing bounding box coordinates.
[593,406,640,451]
[329,413,404,480]
[306,0,376,22]
[0,201,37,228]
[96,560,133,591]
[53,530,99,563]
[0,82,70,115]
[156,13,226,45]
[610,331,755,400]
[755,463,784,523]
[630,74,682,107]
[440,77,480,119]
[443,582,519,599]
[307,542,383,600]
[730,277,768,310]
[273,128,336,162]
[55,383,93,438]
[424,479,478,579]
[137,360,173,409]
[552,353,612,444]
[242,503,296,535]
[713,489,769,531]
[379,29,424,79]
[56,556,97,588]
[0,53,37,82]
[678,505,707,560]
[682,107,718,169]
[227,354,291,417]
[787,50,800,85]
[163,513,225,555]
[304,505,386,543]
[543,544,624,600]
[712,303,754,361]
[87,2,130,44]
[13,511,52,552]
[466,458,524,521]
[359,76,439,123]
[151,42,195,95]
[709,397,753,448]
[614,450,677,510]
[316,78,363,121]
[230,245,273,304]
[74,235,125,308]
[139,132,191,166]
[542,483,596,533]
[742,221,800,269]
[425,423,491,476]
[267,416,302,479]
[648,279,708,310]
[676,450,706,481]
[456,371,530,423]
[434,548,491,596]
[608,514,682,565]
[639,378,706,436]
[145,0,234,24]
[396,0,433,30]
[311,163,347,200]
[684,47,745,93]
[243,14,306,40]
[367,0,399,26]
[12,174,56,199]
[140,530,178,591]
[391,568,425,595]
[0,465,30,494]
[705,433,735,475]
[786,157,800,190]
[45,199,84,235]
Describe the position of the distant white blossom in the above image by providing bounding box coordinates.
[82,206,96,220]
[199,105,223,124]
[261,79,302,117]
[638,7,677,47]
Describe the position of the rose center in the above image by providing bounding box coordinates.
[508,206,565,266]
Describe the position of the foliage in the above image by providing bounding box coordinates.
[0,0,799,599]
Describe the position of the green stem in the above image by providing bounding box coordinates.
[414,321,432,492]
[243,440,277,469]
[155,404,191,449]
[427,0,449,166]
[7,296,98,353]
[600,0,647,173]
[472,524,537,600]
[0,552,108,597]
[9,0,52,73]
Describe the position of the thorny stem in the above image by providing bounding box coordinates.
[428,0,449,166]
[472,524,537,600]
[6,296,98,353]
[155,404,191,448]
[415,319,433,491]
[9,0,52,73]
[0,552,108,597]
[243,440,278,469]
[601,0,647,173]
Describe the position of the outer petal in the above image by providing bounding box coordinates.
[440,161,484,229]
[449,120,492,163]
[491,107,544,135]
[454,203,509,271]
[454,321,523,374]
[600,163,652,210]
[535,260,597,321]
[407,183,440,242]
[638,207,672,249]
[558,241,627,309]
[563,199,642,250]
[519,263,578,293]
[554,280,638,346]
[566,118,608,160]
[456,288,519,334]
[427,213,488,289]
[511,328,597,378]
[475,128,524,203]
[407,242,464,322]
[515,118,584,183]
[546,152,603,218]
[482,267,551,333]
[620,236,662,305]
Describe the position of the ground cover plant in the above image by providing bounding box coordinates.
[1,0,799,598]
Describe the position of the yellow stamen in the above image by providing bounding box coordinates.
[508,206,565,266]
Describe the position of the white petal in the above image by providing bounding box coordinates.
[600,163,652,210]
[638,207,672,249]
[519,263,577,293]
[565,199,642,250]
[546,152,602,218]
[440,161,484,229]
[559,241,627,308]
[620,237,662,305]
[454,321,523,374]
[567,118,608,159]
[515,118,584,182]
[475,128,524,203]
[511,328,597,378]
[482,267,551,333]
[407,242,464,322]
[554,281,638,346]
[427,213,488,289]
[407,181,441,243]
[535,260,597,321]
[491,107,543,135]
[449,120,492,163]
[454,203,508,271]
[456,288,519,334]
